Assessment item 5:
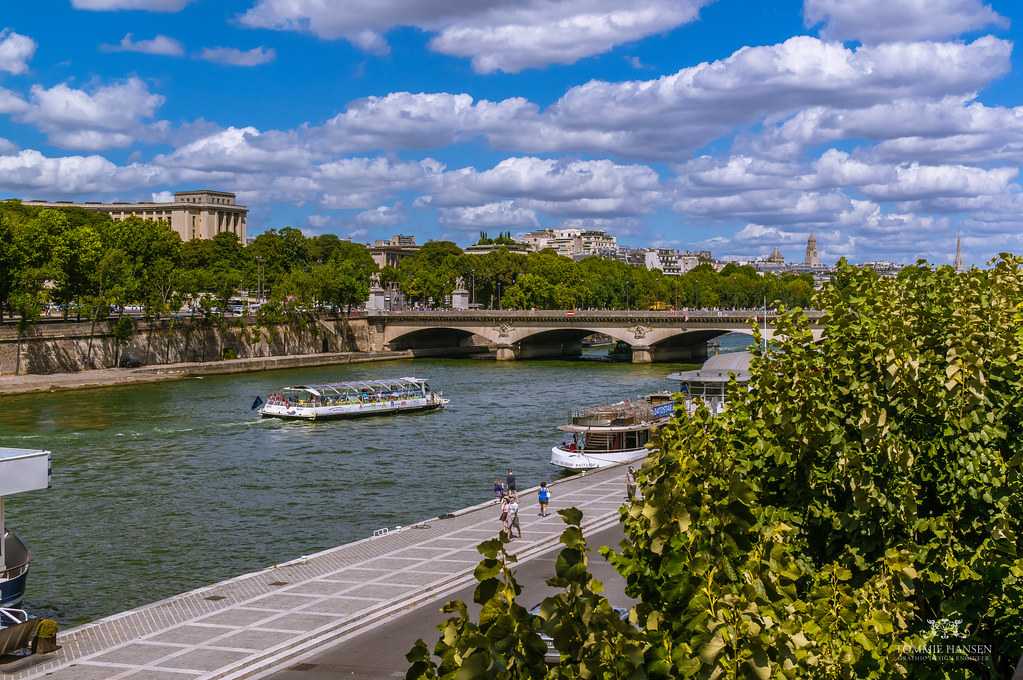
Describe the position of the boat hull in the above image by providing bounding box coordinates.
[260,397,448,421]
[550,446,652,470]
[0,570,27,609]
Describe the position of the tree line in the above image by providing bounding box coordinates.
[384,240,814,310]
[0,202,814,329]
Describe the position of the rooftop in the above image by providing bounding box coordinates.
[668,350,753,384]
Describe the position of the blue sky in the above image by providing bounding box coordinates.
[2,0,1022,265]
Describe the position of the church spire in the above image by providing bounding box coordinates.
[953,232,963,272]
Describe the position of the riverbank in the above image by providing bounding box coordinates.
[0,463,631,680]
[0,350,421,397]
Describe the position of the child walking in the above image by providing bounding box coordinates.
[537,481,551,517]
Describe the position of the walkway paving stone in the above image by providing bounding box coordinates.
[1,464,631,680]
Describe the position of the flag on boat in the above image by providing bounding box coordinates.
[251,396,264,410]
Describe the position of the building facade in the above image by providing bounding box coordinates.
[519,228,619,259]
[22,190,247,242]
[369,235,420,269]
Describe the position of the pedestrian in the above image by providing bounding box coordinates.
[537,481,550,517]
[499,494,509,524]
[507,495,522,539]
[506,468,516,493]
[493,478,504,501]
[626,466,637,502]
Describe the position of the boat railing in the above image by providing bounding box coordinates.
[0,608,27,627]
[0,560,29,582]
[570,402,656,425]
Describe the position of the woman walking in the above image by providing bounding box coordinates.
[506,495,522,539]
[537,482,551,517]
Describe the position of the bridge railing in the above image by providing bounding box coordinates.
[365,309,823,321]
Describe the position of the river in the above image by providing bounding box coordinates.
[0,335,751,626]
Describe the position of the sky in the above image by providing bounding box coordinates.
[1,1,1022,265]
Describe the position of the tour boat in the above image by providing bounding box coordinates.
[1,449,51,609]
[550,394,675,470]
[259,377,449,421]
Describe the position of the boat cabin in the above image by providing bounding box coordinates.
[266,377,432,408]
[559,394,673,454]
[667,351,752,414]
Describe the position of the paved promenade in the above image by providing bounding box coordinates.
[1,464,631,680]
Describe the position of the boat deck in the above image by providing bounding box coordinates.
[0,463,633,680]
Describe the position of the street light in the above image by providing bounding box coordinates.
[255,256,265,302]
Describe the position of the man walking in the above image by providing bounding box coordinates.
[626,466,637,502]
[506,468,516,494]
[537,481,551,517]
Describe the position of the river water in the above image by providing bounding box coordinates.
[0,336,750,626]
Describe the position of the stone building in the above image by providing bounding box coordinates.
[369,235,420,269]
[22,190,247,243]
[804,233,821,267]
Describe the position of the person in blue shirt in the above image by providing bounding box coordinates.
[538,482,550,517]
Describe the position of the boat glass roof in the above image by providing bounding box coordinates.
[282,378,428,396]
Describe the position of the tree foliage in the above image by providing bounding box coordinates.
[408,258,1023,678]
[0,201,378,321]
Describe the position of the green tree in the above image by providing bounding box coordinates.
[409,258,1023,678]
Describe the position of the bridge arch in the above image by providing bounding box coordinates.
[648,329,755,362]
[385,326,492,355]
[499,327,639,360]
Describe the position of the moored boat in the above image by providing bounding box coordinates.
[550,394,674,470]
[1,448,51,609]
[259,377,448,421]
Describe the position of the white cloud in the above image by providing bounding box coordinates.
[0,29,36,75]
[158,126,313,172]
[72,0,192,10]
[355,203,405,226]
[804,0,1008,43]
[744,96,1023,163]
[814,150,1018,200]
[0,137,16,154]
[318,157,444,209]
[295,35,1012,162]
[199,46,276,67]
[0,148,160,195]
[525,35,1011,160]
[438,201,539,229]
[151,190,174,202]
[425,157,663,218]
[18,77,166,150]
[101,33,184,56]
[0,86,28,114]
[240,0,713,73]
[317,91,535,152]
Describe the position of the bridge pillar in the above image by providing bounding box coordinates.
[631,346,653,364]
[495,344,518,361]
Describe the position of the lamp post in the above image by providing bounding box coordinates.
[255,256,265,302]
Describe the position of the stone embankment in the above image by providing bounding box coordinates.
[0,350,420,397]
[0,316,374,377]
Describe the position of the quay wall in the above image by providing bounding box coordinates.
[0,316,377,376]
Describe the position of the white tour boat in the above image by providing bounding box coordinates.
[550,394,675,470]
[259,377,448,421]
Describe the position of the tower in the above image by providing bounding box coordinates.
[804,233,821,267]
[953,232,963,272]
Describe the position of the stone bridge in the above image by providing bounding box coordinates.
[364,310,824,362]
